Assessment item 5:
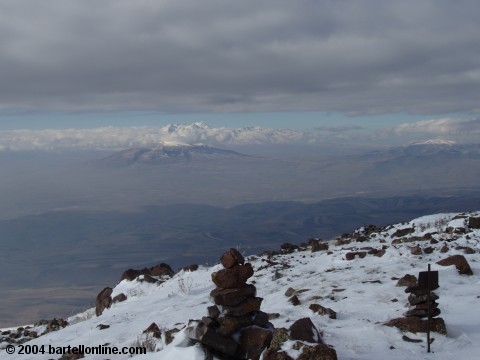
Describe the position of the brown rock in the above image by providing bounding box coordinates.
[220,297,263,316]
[95,287,113,316]
[285,287,296,297]
[410,246,422,255]
[309,304,337,319]
[217,315,253,336]
[404,307,441,318]
[375,249,386,257]
[188,321,238,356]
[345,252,356,260]
[311,242,329,252]
[289,317,320,343]
[210,284,256,306]
[393,227,415,237]
[424,246,434,254]
[253,311,270,327]
[408,292,439,305]
[211,263,254,288]
[121,263,174,281]
[143,322,162,338]
[297,342,338,360]
[437,255,473,275]
[237,326,273,360]
[220,248,245,269]
[468,217,480,229]
[207,305,220,319]
[384,317,447,334]
[181,264,199,272]
[149,263,175,277]
[121,268,145,281]
[263,349,294,360]
[289,295,301,306]
[440,244,449,253]
[112,293,127,303]
[396,274,417,287]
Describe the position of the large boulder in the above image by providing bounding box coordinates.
[95,287,113,316]
[436,255,473,275]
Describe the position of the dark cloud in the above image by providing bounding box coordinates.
[1,0,480,115]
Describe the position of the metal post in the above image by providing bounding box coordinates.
[427,264,431,353]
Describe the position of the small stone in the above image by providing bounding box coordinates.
[410,246,422,255]
[220,248,245,269]
[112,293,127,303]
[289,295,301,306]
[143,323,162,339]
[285,287,296,297]
[309,304,337,319]
[207,305,220,319]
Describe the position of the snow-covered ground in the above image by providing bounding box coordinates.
[2,211,480,359]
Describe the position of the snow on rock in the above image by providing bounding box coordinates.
[2,211,480,359]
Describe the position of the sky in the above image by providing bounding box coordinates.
[1,0,480,147]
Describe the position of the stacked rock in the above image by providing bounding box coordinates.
[404,284,441,319]
[188,248,273,360]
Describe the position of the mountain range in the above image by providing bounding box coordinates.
[97,145,250,166]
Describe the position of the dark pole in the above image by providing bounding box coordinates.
[427,264,431,353]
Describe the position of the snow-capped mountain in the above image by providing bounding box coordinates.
[98,145,250,166]
[2,211,480,359]
[369,140,480,158]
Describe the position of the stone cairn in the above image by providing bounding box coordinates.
[187,248,273,359]
[404,282,440,319]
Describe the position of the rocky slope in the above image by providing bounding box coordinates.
[1,211,480,359]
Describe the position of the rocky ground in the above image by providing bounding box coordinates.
[1,211,480,359]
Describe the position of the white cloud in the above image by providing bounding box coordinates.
[0,122,317,151]
[394,118,480,135]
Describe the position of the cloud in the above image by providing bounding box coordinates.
[0,122,316,151]
[394,118,480,135]
[0,0,480,115]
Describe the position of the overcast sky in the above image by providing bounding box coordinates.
[0,0,479,137]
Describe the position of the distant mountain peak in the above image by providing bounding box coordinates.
[407,139,457,146]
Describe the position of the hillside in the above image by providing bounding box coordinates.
[1,211,480,359]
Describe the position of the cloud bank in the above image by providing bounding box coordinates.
[1,119,479,152]
[1,0,480,115]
